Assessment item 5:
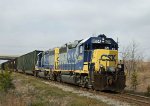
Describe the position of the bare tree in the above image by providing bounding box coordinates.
[120,40,144,90]
[120,46,130,75]
[120,40,143,76]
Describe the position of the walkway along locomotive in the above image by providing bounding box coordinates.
[35,34,126,91]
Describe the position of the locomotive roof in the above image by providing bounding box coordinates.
[79,37,91,45]
[79,34,117,45]
[58,34,118,50]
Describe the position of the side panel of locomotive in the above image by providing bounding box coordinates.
[35,48,59,78]
[58,42,84,72]
[59,46,68,70]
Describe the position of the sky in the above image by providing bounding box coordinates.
[0,0,150,61]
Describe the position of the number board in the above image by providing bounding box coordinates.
[91,38,102,43]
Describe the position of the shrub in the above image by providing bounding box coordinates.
[146,85,150,96]
[131,71,138,91]
[0,71,15,92]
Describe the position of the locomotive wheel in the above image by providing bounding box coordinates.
[34,71,37,77]
[51,73,57,81]
[57,74,61,82]
[34,71,36,77]
[49,71,56,81]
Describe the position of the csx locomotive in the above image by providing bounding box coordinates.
[35,34,126,91]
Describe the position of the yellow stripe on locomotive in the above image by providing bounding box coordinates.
[92,49,118,72]
[54,48,59,70]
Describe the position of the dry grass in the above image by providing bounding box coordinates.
[0,72,107,106]
[125,62,150,95]
[0,92,26,106]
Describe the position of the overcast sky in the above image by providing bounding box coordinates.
[0,0,150,61]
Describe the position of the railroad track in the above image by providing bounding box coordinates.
[120,93,150,106]
[48,81,150,106]
[61,84,150,106]
[93,91,150,106]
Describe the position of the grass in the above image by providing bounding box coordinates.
[0,72,107,106]
[0,70,14,92]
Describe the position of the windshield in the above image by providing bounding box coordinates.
[92,44,110,49]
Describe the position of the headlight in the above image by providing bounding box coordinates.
[100,65,103,68]
[118,64,122,69]
[107,67,115,72]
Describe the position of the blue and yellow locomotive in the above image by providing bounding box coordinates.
[36,34,126,91]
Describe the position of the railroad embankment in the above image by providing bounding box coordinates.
[0,72,107,106]
[0,72,132,106]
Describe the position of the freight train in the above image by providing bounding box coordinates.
[0,34,126,91]
[0,59,17,71]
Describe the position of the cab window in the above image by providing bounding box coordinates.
[79,46,83,54]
